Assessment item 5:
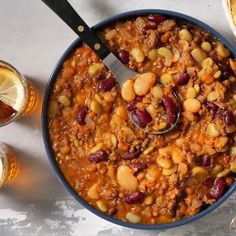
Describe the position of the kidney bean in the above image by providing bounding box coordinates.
[206,102,219,115]
[209,51,218,62]
[126,101,137,111]
[108,208,118,216]
[147,14,166,24]
[224,110,234,125]
[166,112,176,124]
[221,70,231,80]
[176,72,190,86]
[88,151,107,163]
[124,191,145,204]
[215,108,234,125]
[204,177,214,188]
[162,96,176,113]
[126,96,143,111]
[142,25,157,33]
[77,106,88,125]
[162,96,177,124]
[118,50,130,64]
[209,178,226,200]
[200,155,211,167]
[215,108,225,119]
[135,96,144,102]
[97,76,116,92]
[123,149,141,160]
[96,73,106,81]
[129,162,147,171]
[130,109,152,128]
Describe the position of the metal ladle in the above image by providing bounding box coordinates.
[41,0,180,134]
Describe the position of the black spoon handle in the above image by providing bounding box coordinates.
[41,0,110,59]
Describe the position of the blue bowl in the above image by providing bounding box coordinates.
[42,9,236,230]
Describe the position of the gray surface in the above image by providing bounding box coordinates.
[0,0,235,235]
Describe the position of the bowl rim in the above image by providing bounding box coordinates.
[42,9,236,230]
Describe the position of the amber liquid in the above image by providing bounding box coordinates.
[0,67,37,124]
[22,81,37,115]
[0,143,19,186]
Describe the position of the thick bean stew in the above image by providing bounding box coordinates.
[48,15,236,224]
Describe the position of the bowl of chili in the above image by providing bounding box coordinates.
[42,9,236,229]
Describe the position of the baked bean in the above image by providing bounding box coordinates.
[131,47,145,63]
[117,166,138,191]
[192,167,208,176]
[171,148,184,163]
[58,95,71,107]
[230,147,236,157]
[91,100,103,114]
[201,41,212,52]
[160,74,173,86]
[87,183,99,199]
[217,169,230,178]
[151,86,164,99]
[191,48,207,63]
[96,200,108,212]
[163,164,178,175]
[183,98,201,113]
[126,212,141,223]
[157,47,173,59]
[230,163,236,173]
[156,156,173,169]
[121,80,136,102]
[178,29,192,41]
[134,72,156,96]
[186,87,197,99]
[148,49,158,60]
[216,44,230,58]
[207,123,220,138]
[89,63,104,76]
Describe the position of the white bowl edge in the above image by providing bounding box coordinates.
[222,0,236,38]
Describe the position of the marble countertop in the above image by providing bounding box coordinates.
[0,0,235,235]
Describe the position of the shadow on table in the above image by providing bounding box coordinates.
[0,146,84,235]
[1,146,68,204]
[82,0,119,19]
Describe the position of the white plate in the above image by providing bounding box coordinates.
[222,0,236,37]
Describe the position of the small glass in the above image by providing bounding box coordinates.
[0,60,37,127]
[0,142,18,187]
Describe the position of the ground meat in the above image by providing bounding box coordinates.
[105,29,117,41]
[179,51,195,68]
[158,19,176,33]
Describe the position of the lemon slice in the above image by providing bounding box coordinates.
[231,0,236,26]
[0,67,25,112]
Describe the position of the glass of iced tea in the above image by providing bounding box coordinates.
[0,142,18,187]
[0,60,36,126]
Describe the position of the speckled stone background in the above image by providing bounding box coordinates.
[0,0,235,235]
